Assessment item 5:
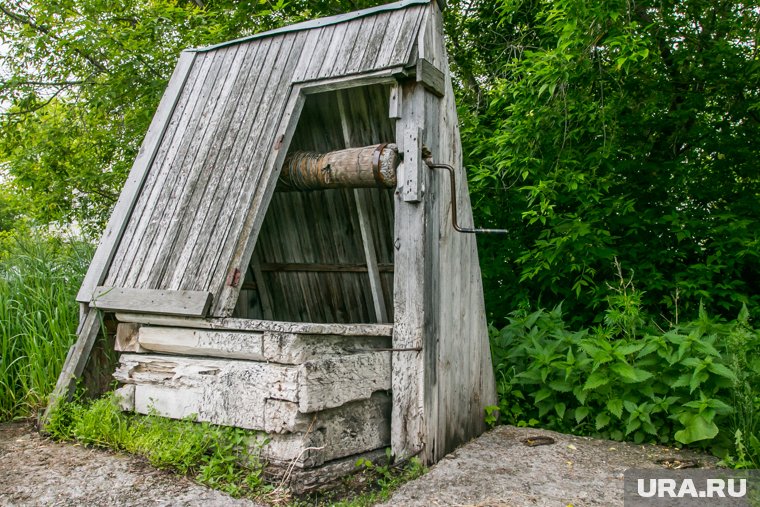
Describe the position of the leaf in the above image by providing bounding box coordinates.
[534,388,553,403]
[625,418,641,435]
[549,379,573,392]
[607,399,624,418]
[583,371,609,390]
[610,362,652,383]
[616,342,645,355]
[707,363,737,381]
[554,402,566,419]
[575,406,590,424]
[596,412,611,430]
[675,413,719,444]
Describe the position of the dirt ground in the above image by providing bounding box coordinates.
[381,425,719,507]
[0,422,262,507]
[0,422,718,506]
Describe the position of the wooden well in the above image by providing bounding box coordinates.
[49,0,496,492]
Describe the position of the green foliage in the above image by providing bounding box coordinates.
[0,0,388,233]
[46,393,270,497]
[452,0,760,326]
[490,279,760,461]
[0,233,91,420]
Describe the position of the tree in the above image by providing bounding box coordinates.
[0,0,383,233]
[454,0,760,324]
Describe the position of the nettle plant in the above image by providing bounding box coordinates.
[489,290,757,449]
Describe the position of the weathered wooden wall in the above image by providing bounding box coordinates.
[112,318,393,471]
[236,85,395,324]
[390,2,497,464]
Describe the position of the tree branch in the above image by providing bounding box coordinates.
[0,3,110,75]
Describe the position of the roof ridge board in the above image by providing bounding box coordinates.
[189,0,432,54]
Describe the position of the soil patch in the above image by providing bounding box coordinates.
[381,425,719,507]
[0,422,263,507]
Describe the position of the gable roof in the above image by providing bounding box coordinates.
[79,0,432,316]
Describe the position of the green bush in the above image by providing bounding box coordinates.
[489,276,760,464]
[0,233,91,420]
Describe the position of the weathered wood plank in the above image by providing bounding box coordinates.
[105,54,208,289]
[156,40,273,291]
[90,286,212,317]
[134,326,390,364]
[416,57,445,97]
[124,48,235,289]
[257,262,394,273]
[116,313,395,339]
[114,352,390,420]
[391,81,428,460]
[142,43,254,290]
[298,352,390,412]
[41,310,102,426]
[77,50,196,302]
[254,393,390,468]
[271,448,388,494]
[210,34,310,315]
[402,127,424,203]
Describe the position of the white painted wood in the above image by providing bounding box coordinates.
[115,313,393,336]
[137,327,264,360]
[135,326,389,364]
[112,392,388,470]
[77,51,196,303]
[114,352,390,416]
[297,352,390,412]
[253,393,390,468]
[115,323,143,352]
[90,286,212,317]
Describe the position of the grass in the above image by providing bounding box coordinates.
[46,393,271,497]
[0,232,91,421]
[46,393,426,504]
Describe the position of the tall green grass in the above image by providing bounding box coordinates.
[0,233,92,420]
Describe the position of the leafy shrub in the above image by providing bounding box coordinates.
[489,281,760,462]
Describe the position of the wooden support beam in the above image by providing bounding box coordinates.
[416,58,445,97]
[337,90,390,324]
[41,310,102,426]
[90,286,212,317]
[391,81,428,459]
[257,262,394,273]
[355,191,390,323]
[133,325,390,364]
[250,253,274,320]
[115,312,394,337]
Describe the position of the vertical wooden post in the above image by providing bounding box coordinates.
[391,81,428,459]
[336,90,389,323]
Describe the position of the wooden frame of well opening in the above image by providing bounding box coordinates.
[48,0,496,490]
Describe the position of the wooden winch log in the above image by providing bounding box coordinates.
[278,144,399,190]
